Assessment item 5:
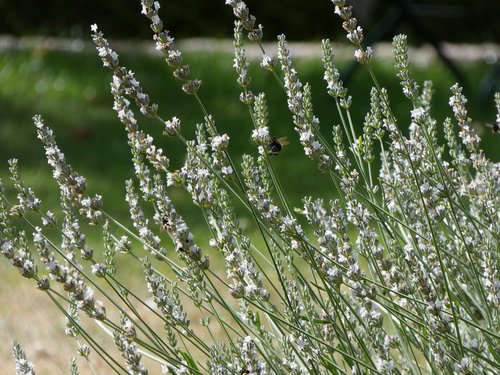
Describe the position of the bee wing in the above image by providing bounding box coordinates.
[277,137,289,146]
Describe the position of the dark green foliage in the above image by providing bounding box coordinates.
[0,0,498,42]
[0,47,497,228]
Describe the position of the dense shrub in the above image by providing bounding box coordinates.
[1,0,499,374]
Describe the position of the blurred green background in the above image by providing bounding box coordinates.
[1,48,498,228]
[0,0,499,42]
[0,0,499,231]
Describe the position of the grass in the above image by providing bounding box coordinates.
[1,40,499,373]
[1,44,498,231]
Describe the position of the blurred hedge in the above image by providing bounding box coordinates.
[0,0,498,42]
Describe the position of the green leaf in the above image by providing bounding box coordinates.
[179,351,199,373]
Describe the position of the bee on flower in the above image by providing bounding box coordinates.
[267,137,289,155]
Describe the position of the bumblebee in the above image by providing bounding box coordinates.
[487,122,499,134]
[267,137,289,155]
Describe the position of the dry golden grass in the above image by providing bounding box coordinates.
[0,262,81,373]
[0,261,139,374]
[0,245,241,374]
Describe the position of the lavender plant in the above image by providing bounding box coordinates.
[2,0,499,374]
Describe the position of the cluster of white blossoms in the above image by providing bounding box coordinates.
[277,35,332,172]
[332,0,373,64]
[141,0,201,95]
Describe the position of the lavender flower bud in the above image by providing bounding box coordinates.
[163,117,181,136]
[182,79,202,95]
